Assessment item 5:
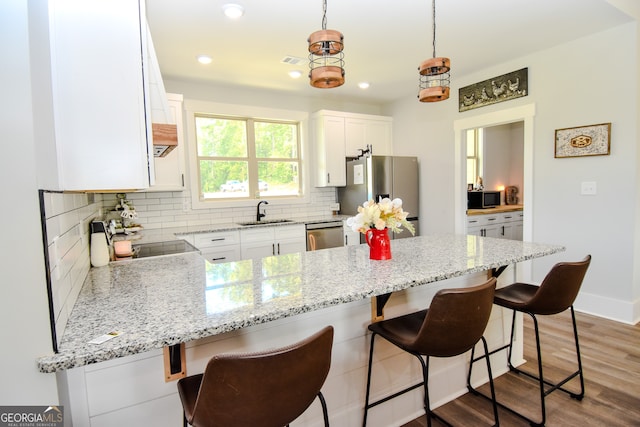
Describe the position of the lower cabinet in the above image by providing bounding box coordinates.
[240,224,306,259]
[191,230,241,264]
[467,211,523,240]
[184,224,307,263]
[343,221,361,246]
[500,211,524,240]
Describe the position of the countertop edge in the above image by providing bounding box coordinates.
[37,237,565,373]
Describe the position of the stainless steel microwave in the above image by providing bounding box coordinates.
[468,191,500,209]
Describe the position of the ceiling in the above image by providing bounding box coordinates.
[146,0,632,105]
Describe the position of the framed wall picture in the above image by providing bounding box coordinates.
[554,123,611,158]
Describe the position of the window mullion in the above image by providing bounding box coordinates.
[246,119,258,196]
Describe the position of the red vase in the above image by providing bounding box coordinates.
[365,228,392,260]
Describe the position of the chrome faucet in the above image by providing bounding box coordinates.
[256,200,268,221]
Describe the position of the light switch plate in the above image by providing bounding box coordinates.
[581,181,597,195]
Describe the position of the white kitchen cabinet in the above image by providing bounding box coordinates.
[466,211,523,240]
[343,221,361,246]
[467,213,499,237]
[240,224,306,259]
[190,230,241,264]
[311,110,393,187]
[46,0,153,191]
[501,211,524,240]
[311,113,347,187]
[148,93,186,191]
[345,117,393,157]
[514,211,524,240]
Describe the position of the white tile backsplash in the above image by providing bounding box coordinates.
[101,187,339,230]
[40,190,103,350]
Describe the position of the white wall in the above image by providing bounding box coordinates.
[387,22,639,323]
[606,0,640,323]
[0,1,59,404]
[482,122,524,201]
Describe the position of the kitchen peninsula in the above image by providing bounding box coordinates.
[41,234,563,426]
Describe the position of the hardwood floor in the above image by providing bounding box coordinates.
[401,310,640,427]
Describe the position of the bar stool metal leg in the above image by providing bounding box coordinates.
[366,335,499,427]
[469,306,585,427]
[363,333,427,427]
[363,279,499,427]
[469,255,590,427]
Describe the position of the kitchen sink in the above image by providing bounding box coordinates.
[236,219,295,226]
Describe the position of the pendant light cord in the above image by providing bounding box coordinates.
[432,0,437,58]
[322,0,328,30]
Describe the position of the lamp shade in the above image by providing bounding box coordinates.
[308,29,345,88]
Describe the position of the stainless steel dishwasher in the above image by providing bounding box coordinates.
[305,221,344,251]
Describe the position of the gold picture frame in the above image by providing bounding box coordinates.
[555,123,611,158]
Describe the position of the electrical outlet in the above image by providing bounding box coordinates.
[182,199,190,212]
[581,181,597,195]
[330,203,340,211]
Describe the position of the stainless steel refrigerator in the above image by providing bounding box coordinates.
[338,155,419,240]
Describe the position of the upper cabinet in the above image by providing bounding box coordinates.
[344,117,393,158]
[311,110,393,188]
[311,112,347,187]
[46,0,154,191]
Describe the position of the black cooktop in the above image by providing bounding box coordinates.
[132,240,199,259]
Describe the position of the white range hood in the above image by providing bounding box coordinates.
[152,123,178,157]
[145,23,178,158]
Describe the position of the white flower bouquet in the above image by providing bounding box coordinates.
[346,198,416,235]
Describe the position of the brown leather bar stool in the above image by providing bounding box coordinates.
[178,326,334,427]
[468,255,591,427]
[363,278,499,427]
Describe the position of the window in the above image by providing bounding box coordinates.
[466,128,483,188]
[194,114,302,201]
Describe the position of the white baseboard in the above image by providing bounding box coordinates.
[574,291,640,325]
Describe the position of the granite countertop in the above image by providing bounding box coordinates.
[37,234,564,373]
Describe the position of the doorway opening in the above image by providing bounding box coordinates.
[453,103,536,239]
[467,122,524,203]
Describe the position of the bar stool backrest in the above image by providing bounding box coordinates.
[412,278,496,357]
[190,326,334,427]
[526,255,591,315]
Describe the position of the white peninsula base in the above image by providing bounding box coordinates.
[58,268,523,427]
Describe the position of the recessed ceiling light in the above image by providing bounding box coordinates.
[358,82,370,89]
[288,70,303,79]
[196,55,212,64]
[222,3,245,19]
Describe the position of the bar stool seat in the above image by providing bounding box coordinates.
[363,278,499,427]
[468,255,591,427]
[178,326,334,427]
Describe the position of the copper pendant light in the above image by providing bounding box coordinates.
[419,0,450,102]
[308,0,345,88]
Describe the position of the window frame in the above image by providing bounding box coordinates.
[466,128,483,188]
[185,100,310,210]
